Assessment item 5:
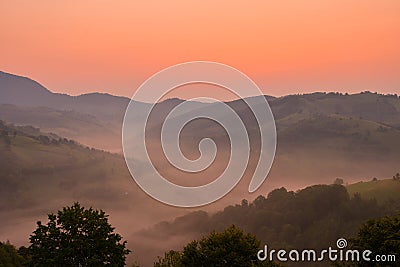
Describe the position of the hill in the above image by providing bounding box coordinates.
[0,104,122,151]
[131,182,400,266]
[269,92,400,127]
[0,71,129,122]
[0,121,191,264]
[0,71,54,106]
[1,70,400,190]
[346,178,400,204]
[0,120,130,212]
[1,71,400,156]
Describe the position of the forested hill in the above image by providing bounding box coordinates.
[0,120,133,212]
[132,181,400,262]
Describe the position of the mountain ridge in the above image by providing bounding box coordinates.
[1,70,400,153]
[3,70,399,106]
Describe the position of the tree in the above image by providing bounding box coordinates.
[349,214,400,266]
[17,246,31,264]
[334,178,344,185]
[0,241,26,267]
[155,225,280,267]
[29,202,130,266]
[154,250,183,267]
[182,225,263,266]
[393,173,400,181]
[1,130,11,148]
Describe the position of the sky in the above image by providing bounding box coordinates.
[1,1,399,99]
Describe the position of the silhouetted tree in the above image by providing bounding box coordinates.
[154,250,183,267]
[155,225,280,267]
[334,178,344,185]
[349,214,400,266]
[29,202,130,266]
[182,225,262,266]
[0,241,25,267]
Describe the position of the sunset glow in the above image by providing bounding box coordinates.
[1,1,399,97]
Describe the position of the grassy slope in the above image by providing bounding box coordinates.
[0,104,121,151]
[346,179,400,203]
[0,122,134,213]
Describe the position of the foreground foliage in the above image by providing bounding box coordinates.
[28,202,130,266]
[0,241,26,267]
[349,214,400,266]
[154,225,280,267]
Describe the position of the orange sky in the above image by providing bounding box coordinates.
[1,1,399,98]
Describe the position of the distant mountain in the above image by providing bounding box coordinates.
[0,104,122,151]
[269,92,400,128]
[0,71,133,150]
[0,71,129,121]
[2,71,399,123]
[0,71,54,106]
[1,69,400,162]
